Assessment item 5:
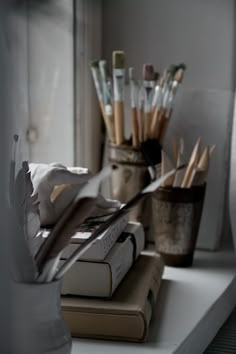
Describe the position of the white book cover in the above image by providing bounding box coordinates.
[61,212,129,261]
[61,222,145,297]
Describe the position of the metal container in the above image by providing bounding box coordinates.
[151,184,206,267]
[108,143,151,236]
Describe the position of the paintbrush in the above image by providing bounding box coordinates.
[35,165,113,278]
[181,138,201,188]
[99,60,115,143]
[165,63,186,119]
[137,85,145,143]
[150,76,164,139]
[156,65,177,142]
[162,65,177,113]
[129,67,139,147]
[54,164,185,280]
[113,51,126,145]
[143,64,155,140]
[90,60,106,120]
[151,72,160,114]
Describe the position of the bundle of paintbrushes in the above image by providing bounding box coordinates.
[90,50,186,180]
[159,137,216,189]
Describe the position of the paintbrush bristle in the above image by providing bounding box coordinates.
[99,60,106,69]
[174,68,185,83]
[143,64,155,81]
[168,64,177,78]
[90,60,99,68]
[99,60,107,80]
[177,63,187,71]
[154,72,160,81]
[162,68,171,84]
[174,63,186,82]
[112,51,125,69]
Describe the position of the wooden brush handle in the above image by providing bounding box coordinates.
[138,107,144,143]
[104,113,115,143]
[99,101,106,121]
[99,101,115,143]
[114,101,125,145]
[157,113,168,143]
[144,111,152,141]
[131,107,139,147]
[150,107,161,139]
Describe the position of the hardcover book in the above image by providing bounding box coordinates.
[61,222,145,297]
[61,253,164,342]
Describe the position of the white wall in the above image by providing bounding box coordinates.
[103,0,235,90]
[102,0,235,250]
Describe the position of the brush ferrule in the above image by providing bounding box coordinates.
[165,92,174,117]
[91,68,103,101]
[129,67,134,81]
[113,69,125,101]
[138,87,145,109]
[152,85,161,108]
[163,89,170,108]
[130,82,138,108]
[144,88,154,113]
[171,80,180,96]
[144,101,151,113]
[143,80,155,89]
[155,89,163,109]
[114,68,125,76]
[105,104,113,116]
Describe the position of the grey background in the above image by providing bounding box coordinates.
[102,0,235,90]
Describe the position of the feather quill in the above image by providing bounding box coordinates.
[55,164,186,279]
[35,165,113,277]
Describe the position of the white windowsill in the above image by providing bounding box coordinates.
[71,248,236,354]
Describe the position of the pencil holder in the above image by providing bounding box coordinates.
[151,184,206,267]
[108,143,151,235]
[12,279,72,354]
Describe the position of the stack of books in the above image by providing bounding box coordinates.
[61,214,164,342]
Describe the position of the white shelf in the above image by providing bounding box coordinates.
[71,249,236,354]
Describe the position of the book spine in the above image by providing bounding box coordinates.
[88,213,129,260]
[61,239,133,297]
